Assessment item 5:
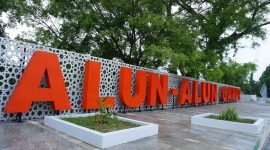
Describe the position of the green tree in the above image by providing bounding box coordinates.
[259,65,270,96]
[4,0,270,78]
[246,72,261,95]
[176,0,270,67]
[252,81,261,96]
[203,60,257,93]
[6,0,198,71]
[0,21,5,37]
[217,60,256,93]
[0,0,11,37]
[202,66,224,83]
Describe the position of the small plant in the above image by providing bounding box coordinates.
[94,97,116,124]
[218,107,239,121]
[207,107,255,124]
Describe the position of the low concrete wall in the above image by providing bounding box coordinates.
[191,113,264,134]
[241,95,257,102]
[44,113,158,149]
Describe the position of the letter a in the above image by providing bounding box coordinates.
[4,51,71,113]
[178,79,192,105]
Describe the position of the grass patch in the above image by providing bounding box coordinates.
[62,116,139,133]
[206,115,256,124]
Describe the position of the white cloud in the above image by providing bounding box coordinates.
[231,25,270,81]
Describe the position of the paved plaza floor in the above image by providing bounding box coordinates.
[1,102,270,150]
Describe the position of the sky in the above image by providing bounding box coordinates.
[2,13,270,81]
[232,26,270,81]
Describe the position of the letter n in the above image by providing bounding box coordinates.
[4,51,71,113]
[146,72,168,106]
[210,84,217,102]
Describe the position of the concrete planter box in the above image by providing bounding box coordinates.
[191,113,264,134]
[44,113,158,149]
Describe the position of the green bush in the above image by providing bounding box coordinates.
[94,97,116,124]
[218,107,239,121]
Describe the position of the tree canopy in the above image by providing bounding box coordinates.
[0,0,11,37]
[259,65,270,96]
[1,0,270,81]
[204,60,256,93]
[219,61,256,93]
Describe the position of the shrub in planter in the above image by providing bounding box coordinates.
[62,97,138,133]
[93,97,116,124]
[219,107,239,121]
[192,110,264,134]
[207,107,255,124]
[45,99,159,148]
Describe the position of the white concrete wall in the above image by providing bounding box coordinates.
[44,113,159,149]
[241,95,257,102]
[191,113,264,134]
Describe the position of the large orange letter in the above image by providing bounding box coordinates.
[82,61,115,109]
[192,80,201,104]
[227,87,232,102]
[231,88,236,101]
[178,79,192,104]
[201,82,211,103]
[146,72,168,106]
[4,51,71,113]
[237,88,241,100]
[119,67,147,107]
[221,86,228,102]
[210,84,217,102]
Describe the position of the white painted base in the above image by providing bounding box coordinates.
[44,113,158,149]
[241,94,257,101]
[191,113,264,134]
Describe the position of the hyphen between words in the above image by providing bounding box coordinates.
[3,51,240,113]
